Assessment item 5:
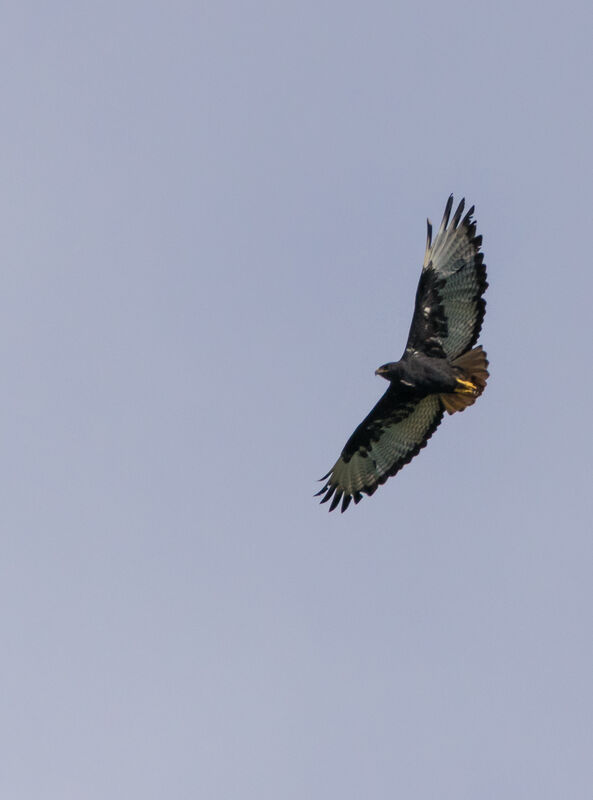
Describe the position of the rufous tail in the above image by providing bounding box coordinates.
[440,346,489,415]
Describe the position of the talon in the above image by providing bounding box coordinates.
[455,377,478,395]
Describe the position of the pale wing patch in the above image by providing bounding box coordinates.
[438,267,485,358]
[318,396,443,508]
[415,197,486,360]
[365,395,442,480]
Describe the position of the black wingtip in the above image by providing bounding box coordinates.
[442,195,454,229]
[329,490,343,512]
[340,494,352,513]
[461,205,475,227]
[319,484,336,504]
[451,197,465,229]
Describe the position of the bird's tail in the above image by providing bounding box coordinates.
[440,346,489,414]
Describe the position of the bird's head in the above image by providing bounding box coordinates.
[375,362,401,382]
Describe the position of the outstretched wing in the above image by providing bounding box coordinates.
[316,392,443,512]
[404,196,487,360]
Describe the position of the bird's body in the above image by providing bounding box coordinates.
[317,196,488,512]
[376,354,462,396]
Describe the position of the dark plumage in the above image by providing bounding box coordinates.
[316,195,489,512]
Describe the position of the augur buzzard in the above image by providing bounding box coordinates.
[316,195,488,512]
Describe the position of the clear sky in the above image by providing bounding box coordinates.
[2,2,593,798]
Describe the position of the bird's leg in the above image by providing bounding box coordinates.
[454,377,479,395]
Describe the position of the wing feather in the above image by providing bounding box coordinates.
[317,394,444,512]
[407,196,487,360]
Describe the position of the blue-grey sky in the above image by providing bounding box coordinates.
[2,2,592,798]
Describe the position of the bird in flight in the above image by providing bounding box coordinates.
[316,195,488,512]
